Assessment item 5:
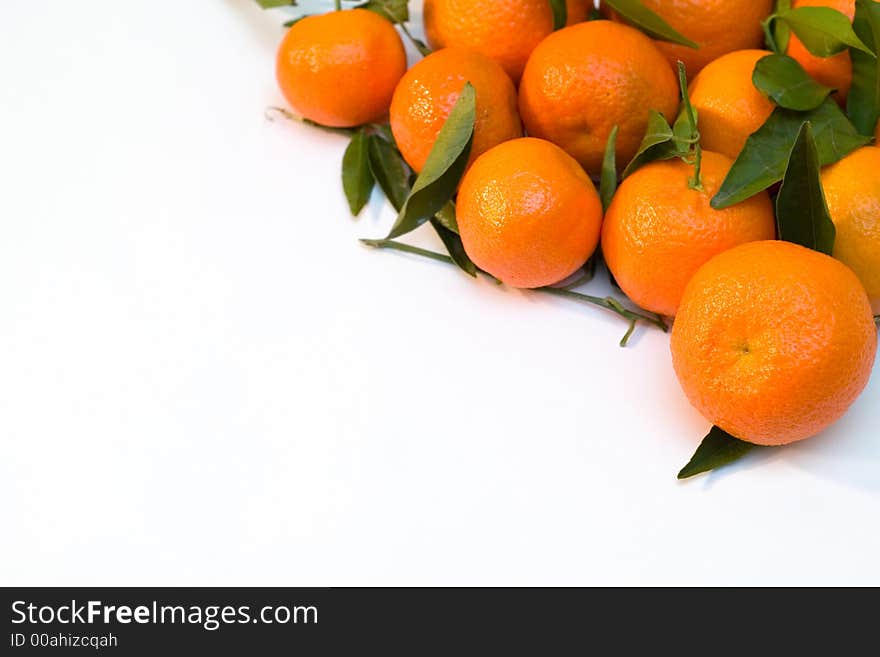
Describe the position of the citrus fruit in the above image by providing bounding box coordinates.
[820,146,880,312]
[275,9,406,128]
[602,0,775,77]
[456,138,603,289]
[688,49,776,160]
[389,48,522,174]
[786,0,855,103]
[601,152,776,317]
[671,240,877,446]
[518,20,679,176]
[423,0,592,83]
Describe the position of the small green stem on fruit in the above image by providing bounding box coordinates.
[677,62,703,191]
[362,238,669,345]
[334,0,342,11]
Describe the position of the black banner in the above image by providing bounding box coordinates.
[0,587,870,653]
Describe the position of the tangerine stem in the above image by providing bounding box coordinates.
[361,238,669,345]
[334,0,341,11]
[677,61,703,191]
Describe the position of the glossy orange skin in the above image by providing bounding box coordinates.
[786,0,855,103]
[820,147,880,312]
[602,152,776,317]
[602,0,774,77]
[423,0,592,83]
[689,50,776,160]
[671,241,877,446]
[275,10,406,128]
[389,48,522,174]
[457,138,603,289]
[518,21,679,176]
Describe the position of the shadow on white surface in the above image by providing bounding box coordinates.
[783,378,880,494]
[691,372,880,493]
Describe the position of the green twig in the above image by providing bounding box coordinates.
[334,0,341,10]
[264,106,357,135]
[677,62,702,191]
[397,21,432,56]
[362,239,669,346]
[540,287,669,346]
[360,239,454,265]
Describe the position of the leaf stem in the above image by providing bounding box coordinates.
[540,287,669,346]
[264,106,356,135]
[677,62,703,191]
[360,239,455,265]
[361,239,669,345]
[396,20,432,57]
[334,0,341,10]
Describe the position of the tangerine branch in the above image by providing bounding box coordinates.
[362,238,669,346]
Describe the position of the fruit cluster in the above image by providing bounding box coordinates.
[263,0,879,478]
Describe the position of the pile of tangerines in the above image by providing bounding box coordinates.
[264,0,879,478]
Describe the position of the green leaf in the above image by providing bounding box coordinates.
[678,426,759,480]
[672,105,697,144]
[356,0,409,23]
[622,110,682,178]
[753,53,834,110]
[386,83,476,239]
[367,134,411,212]
[599,126,619,212]
[674,61,704,189]
[256,0,296,8]
[549,0,567,30]
[433,200,459,234]
[848,0,880,136]
[764,0,793,53]
[602,0,699,48]
[430,217,477,277]
[712,98,871,209]
[341,129,375,216]
[776,122,836,254]
[774,6,875,57]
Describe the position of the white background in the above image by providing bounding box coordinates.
[1,0,878,586]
